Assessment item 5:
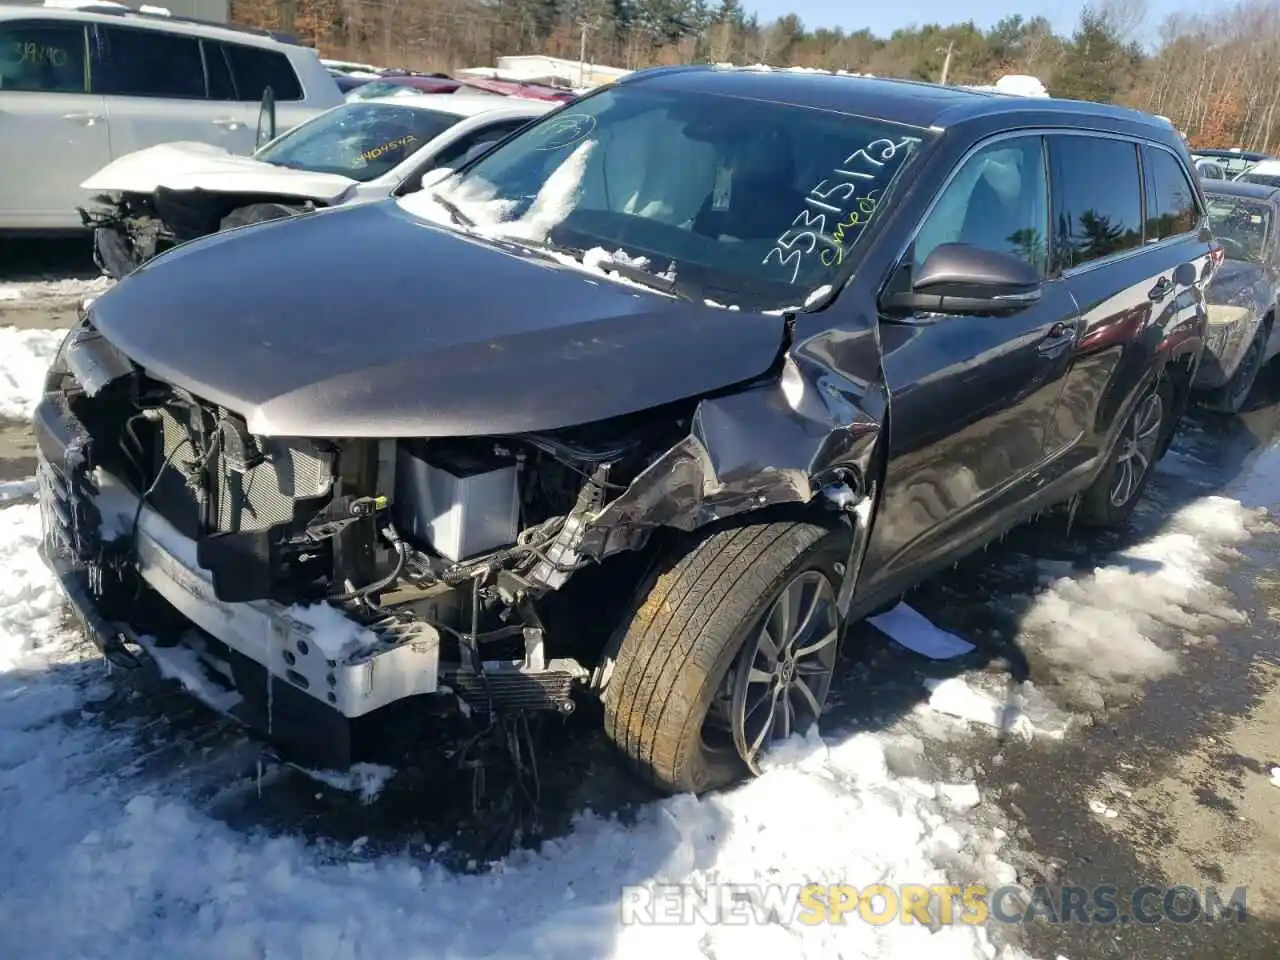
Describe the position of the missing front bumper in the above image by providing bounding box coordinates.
[33,394,444,767]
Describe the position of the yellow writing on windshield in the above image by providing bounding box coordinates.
[360,134,418,162]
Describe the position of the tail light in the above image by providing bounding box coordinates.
[1210,245,1226,274]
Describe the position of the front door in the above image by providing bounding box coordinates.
[858,134,1081,597]
[0,19,111,230]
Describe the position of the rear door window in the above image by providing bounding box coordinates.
[221,42,302,101]
[1047,134,1144,271]
[93,25,206,99]
[1144,146,1200,241]
[0,20,87,93]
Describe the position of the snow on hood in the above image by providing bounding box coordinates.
[79,142,358,204]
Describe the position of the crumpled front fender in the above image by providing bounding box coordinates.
[570,315,888,616]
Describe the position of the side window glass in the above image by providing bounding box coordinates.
[913,135,1049,277]
[1048,135,1143,271]
[94,26,205,99]
[1145,146,1199,241]
[202,40,235,100]
[0,21,86,93]
[222,43,302,101]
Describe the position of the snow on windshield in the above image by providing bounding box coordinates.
[396,83,929,311]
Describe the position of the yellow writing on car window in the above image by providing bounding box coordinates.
[360,134,418,162]
[9,41,69,68]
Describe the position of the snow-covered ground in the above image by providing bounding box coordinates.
[0,320,1268,959]
[0,327,68,419]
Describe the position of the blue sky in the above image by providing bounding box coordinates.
[743,0,1200,42]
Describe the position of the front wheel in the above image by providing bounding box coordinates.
[219,201,304,232]
[1076,377,1173,528]
[92,225,146,280]
[602,519,846,794]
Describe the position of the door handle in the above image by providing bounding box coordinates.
[212,117,245,130]
[1148,276,1174,301]
[1037,321,1077,357]
[63,112,104,126]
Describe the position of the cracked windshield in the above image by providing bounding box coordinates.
[406,84,929,308]
[257,102,463,181]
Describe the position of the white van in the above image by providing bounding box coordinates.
[0,1,343,232]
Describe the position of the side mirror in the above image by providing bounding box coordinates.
[880,243,1043,317]
[255,86,277,150]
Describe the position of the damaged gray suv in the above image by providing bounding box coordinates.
[36,66,1214,794]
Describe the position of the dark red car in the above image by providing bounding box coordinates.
[456,75,577,103]
[347,75,464,100]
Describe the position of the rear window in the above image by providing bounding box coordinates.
[0,20,86,93]
[220,41,302,101]
[256,102,461,181]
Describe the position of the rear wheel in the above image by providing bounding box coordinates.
[1205,325,1268,414]
[219,202,304,232]
[602,519,846,794]
[1076,377,1172,527]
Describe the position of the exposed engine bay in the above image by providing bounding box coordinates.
[80,189,318,279]
[38,318,718,770]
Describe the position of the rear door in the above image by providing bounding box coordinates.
[93,24,255,157]
[1039,134,1211,480]
[858,133,1083,593]
[0,17,110,229]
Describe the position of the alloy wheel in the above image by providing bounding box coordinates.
[1108,390,1164,507]
[712,570,840,774]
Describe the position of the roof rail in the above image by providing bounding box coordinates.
[44,3,304,44]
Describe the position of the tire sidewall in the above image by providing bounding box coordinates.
[675,524,848,793]
[1085,376,1173,525]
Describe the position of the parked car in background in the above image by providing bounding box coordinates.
[0,1,343,233]
[1193,147,1271,179]
[346,74,466,100]
[456,74,577,102]
[37,69,1211,796]
[1194,180,1280,411]
[80,94,550,277]
[330,71,372,94]
[1195,157,1227,179]
[1233,157,1280,187]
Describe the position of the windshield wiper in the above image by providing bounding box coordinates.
[590,256,700,303]
[433,193,474,229]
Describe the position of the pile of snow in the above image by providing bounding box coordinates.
[0,276,113,304]
[0,328,66,420]
[1015,496,1257,709]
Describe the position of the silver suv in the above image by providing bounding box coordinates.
[0,1,343,232]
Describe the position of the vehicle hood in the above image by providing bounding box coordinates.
[87,201,786,437]
[79,142,358,204]
[1206,258,1267,307]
